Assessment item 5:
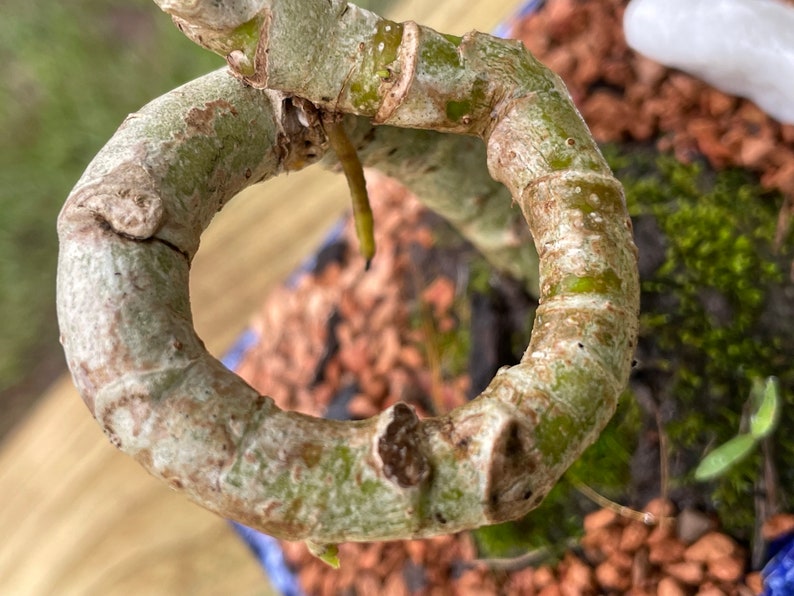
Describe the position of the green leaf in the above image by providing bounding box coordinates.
[694,434,757,481]
[750,377,780,440]
[306,540,340,568]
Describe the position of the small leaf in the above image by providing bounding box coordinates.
[750,377,780,440]
[694,434,757,481]
[306,540,340,568]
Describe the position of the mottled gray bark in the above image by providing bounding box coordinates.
[57,0,639,545]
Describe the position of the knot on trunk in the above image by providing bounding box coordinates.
[73,159,164,240]
[376,403,429,488]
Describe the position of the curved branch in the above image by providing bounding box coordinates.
[57,1,639,543]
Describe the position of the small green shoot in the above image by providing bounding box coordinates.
[306,540,340,568]
[694,434,757,481]
[322,115,376,267]
[695,377,780,481]
[750,376,780,440]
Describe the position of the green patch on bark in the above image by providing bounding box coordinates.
[549,271,622,296]
[420,34,462,73]
[445,99,472,122]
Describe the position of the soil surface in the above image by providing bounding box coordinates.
[234,1,794,593]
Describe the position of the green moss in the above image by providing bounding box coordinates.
[348,80,380,113]
[373,20,403,66]
[216,15,266,75]
[441,487,464,502]
[533,409,579,467]
[607,144,793,538]
[419,34,462,73]
[549,270,622,297]
[548,152,574,170]
[441,33,463,46]
[445,99,471,122]
[348,20,405,111]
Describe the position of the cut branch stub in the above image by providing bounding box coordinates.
[57,1,639,543]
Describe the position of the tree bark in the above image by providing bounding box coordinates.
[57,0,639,543]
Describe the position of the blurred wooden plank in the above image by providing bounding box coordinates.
[192,170,350,356]
[0,1,518,594]
[0,377,276,596]
[388,0,516,33]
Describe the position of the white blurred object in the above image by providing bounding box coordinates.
[623,0,794,124]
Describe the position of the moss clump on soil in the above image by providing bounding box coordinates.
[608,144,793,539]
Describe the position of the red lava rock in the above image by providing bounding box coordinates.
[620,522,652,553]
[702,88,737,120]
[740,134,777,168]
[782,124,794,144]
[593,524,625,557]
[456,568,497,594]
[648,536,686,565]
[631,546,651,590]
[596,559,632,592]
[378,543,407,576]
[506,567,536,592]
[695,584,728,596]
[664,560,706,586]
[646,522,676,548]
[356,542,383,570]
[512,0,794,223]
[609,549,634,573]
[657,576,687,596]
[745,571,763,594]
[560,553,596,593]
[373,327,401,374]
[347,392,380,419]
[354,571,382,595]
[358,368,387,398]
[584,507,620,533]
[707,554,745,583]
[763,513,794,541]
[382,571,409,596]
[685,532,739,564]
[398,345,424,370]
[529,565,556,591]
[645,498,677,522]
[300,562,323,595]
[625,589,655,596]
[403,539,424,565]
[538,585,564,596]
[767,160,794,197]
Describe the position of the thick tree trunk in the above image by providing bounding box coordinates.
[56,0,639,544]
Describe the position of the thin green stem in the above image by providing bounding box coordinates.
[323,114,375,266]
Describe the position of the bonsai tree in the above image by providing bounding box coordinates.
[56,0,639,553]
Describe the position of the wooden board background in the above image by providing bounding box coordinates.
[0,2,518,593]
